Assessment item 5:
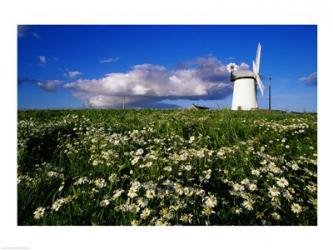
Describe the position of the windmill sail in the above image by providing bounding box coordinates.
[253,43,264,96]
[255,43,261,73]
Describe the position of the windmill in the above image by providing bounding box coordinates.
[227,43,265,110]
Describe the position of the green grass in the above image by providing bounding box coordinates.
[17,109,317,225]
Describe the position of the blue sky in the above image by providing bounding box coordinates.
[18,25,317,111]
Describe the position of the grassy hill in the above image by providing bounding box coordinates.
[17,109,317,225]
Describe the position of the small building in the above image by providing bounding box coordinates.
[190,104,209,110]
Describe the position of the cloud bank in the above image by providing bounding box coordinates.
[64,57,238,108]
[100,57,119,64]
[18,26,41,39]
[300,72,317,86]
[32,32,41,39]
[18,78,63,92]
[37,80,63,92]
[38,55,47,66]
[65,71,82,79]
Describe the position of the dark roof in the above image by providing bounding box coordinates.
[231,70,255,82]
[191,104,209,110]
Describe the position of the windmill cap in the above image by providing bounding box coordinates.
[231,69,255,82]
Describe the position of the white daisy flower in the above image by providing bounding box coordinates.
[291,203,302,214]
[33,207,45,220]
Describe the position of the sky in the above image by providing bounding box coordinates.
[18,25,317,111]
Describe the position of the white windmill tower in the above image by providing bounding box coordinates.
[227,43,265,110]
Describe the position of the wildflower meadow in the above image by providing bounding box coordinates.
[17,110,317,225]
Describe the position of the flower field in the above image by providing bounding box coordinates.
[17,109,317,225]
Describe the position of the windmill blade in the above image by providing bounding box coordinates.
[256,74,265,96]
[255,43,261,74]
[253,44,264,96]
[252,60,257,75]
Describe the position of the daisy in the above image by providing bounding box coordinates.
[251,169,260,176]
[242,200,254,211]
[51,198,65,211]
[94,178,106,189]
[135,148,144,156]
[180,214,193,224]
[137,198,148,208]
[131,220,139,226]
[235,208,243,215]
[112,189,124,200]
[33,207,45,220]
[140,208,151,219]
[163,166,172,172]
[268,186,280,197]
[202,206,214,216]
[131,156,140,165]
[100,199,110,207]
[291,203,302,214]
[145,189,156,199]
[271,212,281,220]
[291,163,299,170]
[241,178,250,185]
[184,165,192,171]
[276,177,289,188]
[249,183,257,191]
[233,183,245,192]
[204,194,218,208]
[128,188,138,199]
[189,136,195,143]
[108,173,117,183]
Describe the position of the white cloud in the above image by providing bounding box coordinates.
[18,26,41,39]
[37,80,63,92]
[32,32,41,39]
[64,57,237,108]
[239,62,250,70]
[38,55,46,65]
[65,71,83,79]
[100,57,119,64]
[300,72,317,86]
